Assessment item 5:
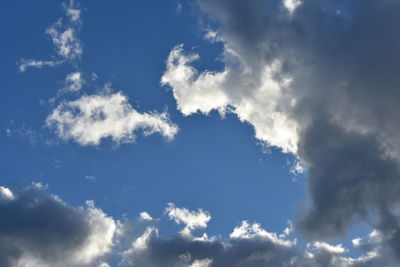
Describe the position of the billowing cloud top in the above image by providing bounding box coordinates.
[161,0,400,261]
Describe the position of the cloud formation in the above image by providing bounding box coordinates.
[0,185,117,267]
[18,1,179,148]
[121,204,385,267]
[46,92,178,146]
[0,189,390,267]
[64,71,84,92]
[162,0,400,260]
[18,0,82,72]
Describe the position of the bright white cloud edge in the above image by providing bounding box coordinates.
[46,92,178,146]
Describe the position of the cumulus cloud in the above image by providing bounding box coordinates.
[0,186,117,267]
[165,203,211,236]
[46,92,178,146]
[161,0,400,261]
[0,192,388,267]
[121,204,386,267]
[161,44,298,153]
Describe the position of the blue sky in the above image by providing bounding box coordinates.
[1,0,305,234]
[1,0,400,266]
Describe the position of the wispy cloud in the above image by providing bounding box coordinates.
[18,0,82,72]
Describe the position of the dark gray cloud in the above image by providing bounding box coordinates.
[0,186,116,267]
[0,187,387,267]
[162,0,400,264]
[121,206,385,267]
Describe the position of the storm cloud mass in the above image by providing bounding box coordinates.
[0,186,116,267]
[161,0,400,263]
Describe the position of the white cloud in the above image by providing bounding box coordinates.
[161,45,298,153]
[165,203,211,236]
[161,44,229,116]
[18,0,82,72]
[65,72,83,91]
[46,26,82,60]
[230,220,296,247]
[0,186,14,200]
[283,0,301,14]
[46,92,178,146]
[74,200,117,265]
[140,212,153,221]
[18,59,63,72]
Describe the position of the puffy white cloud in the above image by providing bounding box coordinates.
[74,200,117,265]
[0,186,14,201]
[64,0,81,22]
[189,259,213,267]
[46,92,178,146]
[312,241,348,254]
[0,192,388,267]
[230,221,296,247]
[140,212,153,221]
[161,44,298,153]
[165,203,211,236]
[283,0,301,14]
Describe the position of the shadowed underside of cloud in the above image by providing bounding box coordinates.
[161,0,400,262]
[0,187,389,267]
[119,203,386,267]
[0,186,116,267]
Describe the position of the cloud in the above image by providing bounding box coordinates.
[0,193,388,267]
[18,59,63,72]
[165,203,211,236]
[0,186,14,201]
[46,21,82,61]
[121,204,386,267]
[64,0,81,22]
[0,186,117,267]
[18,1,179,149]
[64,72,84,92]
[162,0,400,261]
[161,44,298,153]
[46,92,178,146]
[18,0,82,72]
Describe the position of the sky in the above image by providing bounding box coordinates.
[1,0,400,266]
